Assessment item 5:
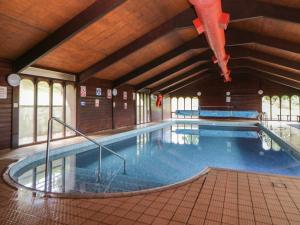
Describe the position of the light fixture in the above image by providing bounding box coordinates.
[197,91,202,97]
[258,89,264,95]
[112,88,118,96]
[7,73,21,87]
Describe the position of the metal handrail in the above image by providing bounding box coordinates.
[44,117,126,193]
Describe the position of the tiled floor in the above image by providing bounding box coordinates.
[2,120,300,225]
[2,158,300,225]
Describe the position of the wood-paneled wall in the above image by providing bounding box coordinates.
[77,78,136,134]
[0,60,12,150]
[170,75,300,112]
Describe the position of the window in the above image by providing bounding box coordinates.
[262,95,300,121]
[291,95,300,121]
[281,95,290,120]
[261,96,271,119]
[136,92,150,125]
[19,79,35,145]
[18,77,76,146]
[37,81,50,142]
[271,96,280,120]
[171,97,199,119]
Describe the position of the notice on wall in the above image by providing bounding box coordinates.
[96,88,101,96]
[124,102,127,109]
[95,99,99,107]
[226,96,231,103]
[107,89,112,99]
[123,91,127,100]
[80,86,86,97]
[80,101,86,106]
[0,86,7,99]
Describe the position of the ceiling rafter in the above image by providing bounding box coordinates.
[135,59,212,91]
[161,72,212,95]
[13,0,127,73]
[79,0,299,82]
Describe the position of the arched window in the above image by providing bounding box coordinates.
[261,96,271,120]
[178,97,185,118]
[19,79,35,145]
[185,97,192,118]
[281,95,290,120]
[291,95,300,121]
[66,84,76,136]
[52,82,64,138]
[171,97,178,118]
[192,97,199,119]
[37,81,50,141]
[271,96,280,120]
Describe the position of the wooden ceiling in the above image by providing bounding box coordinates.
[1,0,300,93]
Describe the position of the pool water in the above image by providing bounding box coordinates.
[13,124,300,194]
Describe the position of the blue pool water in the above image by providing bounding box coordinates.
[13,123,300,194]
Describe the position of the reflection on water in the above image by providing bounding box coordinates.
[14,124,300,194]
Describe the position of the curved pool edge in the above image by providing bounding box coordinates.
[2,164,210,199]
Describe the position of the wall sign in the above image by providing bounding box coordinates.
[96,88,101,96]
[123,91,127,100]
[80,101,86,106]
[226,96,231,103]
[107,89,112,99]
[95,99,100,107]
[124,102,127,109]
[0,86,7,99]
[80,86,86,97]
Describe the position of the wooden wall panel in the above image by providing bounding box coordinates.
[77,78,136,133]
[0,60,12,150]
[77,78,113,133]
[113,85,135,128]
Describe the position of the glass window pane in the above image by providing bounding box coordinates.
[271,96,280,120]
[37,81,50,142]
[19,79,35,145]
[192,97,199,119]
[136,93,140,124]
[178,97,184,118]
[52,83,64,139]
[291,95,300,121]
[171,97,178,118]
[185,97,192,110]
[281,95,290,120]
[66,84,76,136]
[140,94,144,124]
[262,96,271,120]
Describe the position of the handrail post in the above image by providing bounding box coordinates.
[44,118,53,193]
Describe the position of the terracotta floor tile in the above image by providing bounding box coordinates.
[137,214,155,224]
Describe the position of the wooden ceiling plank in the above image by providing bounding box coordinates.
[162,72,212,95]
[13,0,126,73]
[135,58,211,91]
[79,8,196,81]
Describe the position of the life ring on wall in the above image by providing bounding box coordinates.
[156,95,163,107]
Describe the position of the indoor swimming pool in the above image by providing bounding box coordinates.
[8,123,300,195]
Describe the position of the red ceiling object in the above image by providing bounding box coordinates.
[189,0,231,82]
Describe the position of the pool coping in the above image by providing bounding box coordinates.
[4,119,297,199]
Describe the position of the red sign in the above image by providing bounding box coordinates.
[80,86,86,97]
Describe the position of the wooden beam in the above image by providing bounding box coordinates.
[79,8,197,82]
[162,72,212,95]
[233,68,300,91]
[113,37,208,87]
[229,58,300,83]
[229,46,300,71]
[81,0,292,82]
[135,59,212,91]
[13,0,126,73]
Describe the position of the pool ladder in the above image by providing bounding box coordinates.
[44,117,126,193]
